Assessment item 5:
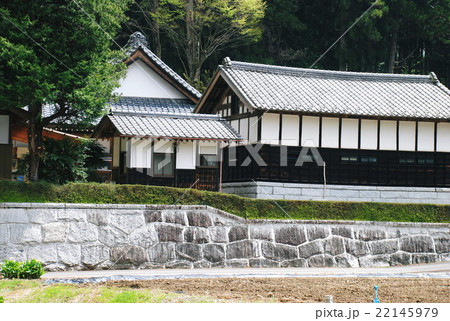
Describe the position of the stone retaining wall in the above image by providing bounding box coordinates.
[222,181,450,204]
[0,203,449,270]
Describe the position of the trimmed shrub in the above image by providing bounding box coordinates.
[1,260,44,279]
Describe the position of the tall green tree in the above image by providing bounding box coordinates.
[0,0,130,181]
[152,0,266,88]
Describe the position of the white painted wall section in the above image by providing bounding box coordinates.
[176,141,195,169]
[321,117,339,148]
[239,118,249,141]
[0,115,9,144]
[154,140,174,153]
[341,118,359,149]
[114,60,185,99]
[379,120,397,150]
[261,113,280,144]
[437,122,450,152]
[360,119,377,150]
[130,139,152,168]
[199,141,217,155]
[248,117,258,143]
[417,122,435,152]
[398,121,416,151]
[301,116,319,147]
[281,114,299,146]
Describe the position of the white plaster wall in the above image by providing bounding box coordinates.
[154,140,174,153]
[398,121,416,151]
[261,113,280,144]
[114,60,185,99]
[0,115,9,144]
[239,118,249,141]
[230,120,239,139]
[248,117,258,143]
[437,122,450,152]
[130,139,152,168]
[281,114,299,146]
[112,137,120,167]
[341,118,359,149]
[96,139,111,154]
[360,119,377,150]
[321,117,339,148]
[199,141,217,155]
[379,120,397,150]
[417,122,435,152]
[301,116,319,147]
[176,141,195,169]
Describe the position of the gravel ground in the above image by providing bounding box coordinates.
[104,277,450,303]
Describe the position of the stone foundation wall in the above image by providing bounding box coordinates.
[222,181,450,204]
[0,203,448,270]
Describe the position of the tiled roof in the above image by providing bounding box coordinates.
[109,97,194,115]
[106,113,241,141]
[126,32,201,100]
[219,59,450,120]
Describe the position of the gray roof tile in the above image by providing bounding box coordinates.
[109,97,194,115]
[220,59,450,120]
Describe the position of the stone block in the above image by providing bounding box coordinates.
[280,258,307,267]
[249,225,273,241]
[400,235,435,253]
[261,242,298,261]
[129,225,158,248]
[434,236,450,254]
[368,239,399,255]
[324,236,345,256]
[187,211,213,227]
[225,259,249,268]
[0,208,28,223]
[412,254,438,264]
[45,263,67,272]
[298,240,324,258]
[193,260,212,269]
[145,210,162,223]
[110,214,145,235]
[358,255,390,268]
[355,228,386,241]
[57,209,86,222]
[334,253,359,268]
[110,245,148,266]
[306,226,330,241]
[0,225,8,243]
[98,226,127,247]
[331,226,353,239]
[203,244,225,263]
[389,251,412,266]
[81,245,109,267]
[87,211,110,226]
[183,227,210,244]
[226,240,258,259]
[148,243,176,264]
[308,254,335,267]
[42,223,67,243]
[228,225,248,242]
[67,222,98,243]
[27,209,57,224]
[57,244,81,266]
[208,226,229,243]
[274,225,307,245]
[165,261,193,269]
[345,239,369,257]
[155,223,183,243]
[10,224,42,243]
[0,244,26,261]
[27,244,57,263]
[330,189,358,198]
[163,210,187,226]
[249,258,279,268]
[176,243,202,262]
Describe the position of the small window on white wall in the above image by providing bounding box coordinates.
[301,116,319,147]
[341,118,359,149]
[417,122,435,152]
[321,117,339,148]
[0,115,10,144]
[360,119,377,150]
[379,120,397,150]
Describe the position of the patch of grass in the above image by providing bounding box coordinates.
[0,181,449,223]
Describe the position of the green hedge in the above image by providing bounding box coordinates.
[0,181,449,223]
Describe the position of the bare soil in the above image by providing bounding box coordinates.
[105,277,450,303]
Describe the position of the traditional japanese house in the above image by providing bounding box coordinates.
[93,33,241,190]
[195,58,450,202]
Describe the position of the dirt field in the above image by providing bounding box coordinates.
[106,277,450,303]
